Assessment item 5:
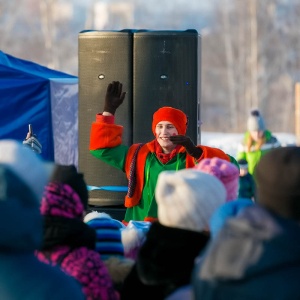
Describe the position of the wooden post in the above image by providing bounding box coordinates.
[295,83,300,145]
[249,0,258,108]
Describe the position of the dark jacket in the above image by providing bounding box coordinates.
[238,173,256,200]
[121,222,209,300]
[36,182,119,300]
[193,205,300,300]
[0,169,84,300]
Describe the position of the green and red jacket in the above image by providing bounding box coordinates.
[90,114,234,223]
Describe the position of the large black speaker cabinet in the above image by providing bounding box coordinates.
[133,30,201,144]
[78,30,133,206]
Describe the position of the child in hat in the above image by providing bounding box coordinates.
[236,109,280,174]
[237,158,256,201]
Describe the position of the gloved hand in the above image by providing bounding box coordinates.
[103,81,126,115]
[169,135,203,159]
[23,134,42,154]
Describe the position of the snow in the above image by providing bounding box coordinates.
[201,132,297,158]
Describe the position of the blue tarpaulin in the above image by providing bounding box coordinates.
[0,51,78,164]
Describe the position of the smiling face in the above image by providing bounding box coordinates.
[155,121,178,154]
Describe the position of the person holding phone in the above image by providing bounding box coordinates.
[23,124,42,154]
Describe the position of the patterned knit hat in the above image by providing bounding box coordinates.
[84,211,125,260]
[247,109,265,131]
[194,158,239,202]
[155,169,226,232]
[152,106,188,136]
[41,183,85,219]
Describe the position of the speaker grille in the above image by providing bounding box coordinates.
[133,30,201,144]
[78,31,133,206]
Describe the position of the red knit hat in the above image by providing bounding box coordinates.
[152,107,188,136]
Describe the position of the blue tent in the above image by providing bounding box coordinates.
[0,51,78,164]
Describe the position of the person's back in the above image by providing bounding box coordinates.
[0,140,84,300]
[121,169,227,300]
[192,146,300,300]
[36,165,119,300]
[193,205,300,300]
[84,211,135,293]
[0,253,85,300]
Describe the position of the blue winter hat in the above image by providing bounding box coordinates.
[209,199,255,238]
[84,211,125,260]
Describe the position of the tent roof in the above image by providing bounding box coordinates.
[0,50,76,79]
[0,51,78,161]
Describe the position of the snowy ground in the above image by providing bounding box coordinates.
[201,132,297,158]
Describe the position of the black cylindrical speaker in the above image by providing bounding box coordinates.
[133,30,201,144]
[78,30,133,206]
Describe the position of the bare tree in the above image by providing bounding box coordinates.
[249,0,258,109]
[1,0,300,133]
[222,0,238,130]
[39,0,57,69]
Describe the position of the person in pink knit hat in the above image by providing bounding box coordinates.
[36,165,119,300]
[194,157,239,201]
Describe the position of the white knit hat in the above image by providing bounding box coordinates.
[155,169,227,232]
[0,139,54,202]
[247,109,265,131]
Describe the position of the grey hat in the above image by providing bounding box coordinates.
[247,109,265,131]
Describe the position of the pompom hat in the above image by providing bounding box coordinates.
[152,106,188,136]
[155,169,226,232]
[194,158,239,202]
[84,211,125,260]
[247,109,265,131]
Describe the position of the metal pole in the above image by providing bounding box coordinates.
[295,83,300,145]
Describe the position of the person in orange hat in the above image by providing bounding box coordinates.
[90,81,237,224]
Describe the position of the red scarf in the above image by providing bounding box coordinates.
[154,140,181,164]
